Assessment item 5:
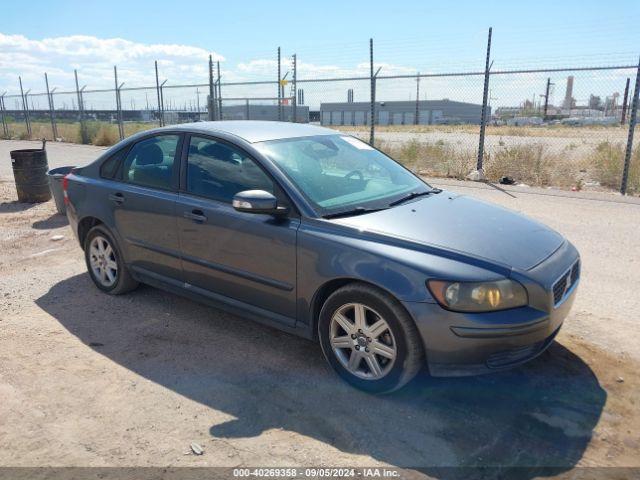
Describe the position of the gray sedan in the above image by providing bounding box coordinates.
[64,121,579,393]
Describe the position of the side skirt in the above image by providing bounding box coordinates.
[130,266,314,341]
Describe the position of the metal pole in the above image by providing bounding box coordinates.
[74,70,88,143]
[44,73,58,140]
[19,77,31,138]
[415,72,420,125]
[476,27,492,172]
[246,98,250,120]
[0,93,8,138]
[114,66,124,140]
[159,80,167,127]
[208,55,215,121]
[620,57,640,195]
[155,61,163,126]
[292,54,297,123]
[277,47,282,121]
[50,88,58,139]
[543,77,551,120]
[217,61,222,120]
[369,38,375,146]
[196,88,201,119]
[621,77,630,125]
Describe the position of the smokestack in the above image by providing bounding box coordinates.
[563,76,574,110]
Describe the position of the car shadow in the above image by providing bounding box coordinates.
[36,273,606,477]
[32,212,68,230]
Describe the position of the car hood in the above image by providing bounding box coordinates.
[331,192,564,271]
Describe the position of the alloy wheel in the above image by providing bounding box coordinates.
[329,302,397,380]
[89,235,118,288]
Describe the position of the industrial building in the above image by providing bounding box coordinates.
[2,103,310,124]
[219,104,309,122]
[319,100,488,126]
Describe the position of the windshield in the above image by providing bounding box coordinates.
[254,135,430,216]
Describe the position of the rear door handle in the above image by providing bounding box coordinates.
[108,192,125,204]
[183,209,207,223]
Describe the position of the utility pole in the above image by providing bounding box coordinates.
[542,77,553,120]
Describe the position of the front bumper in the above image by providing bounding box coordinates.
[404,241,580,377]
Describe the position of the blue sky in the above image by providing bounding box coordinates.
[1,0,639,108]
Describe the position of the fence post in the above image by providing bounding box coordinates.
[159,80,167,127]
[114,66,124,140]
[369,38,375,146]
[217,61,222,120]
[476,27,492,172]
[415,72,420,125]
[207,56,215,121]
[18,77,32,138]
[292,54,297,123]
[155,61,164,126]
[621,77,630,125]
[74,70,89,143]
[0,93,9,138]
[277,47,282,121]
[620,57,640,195]
[44,73,58,140]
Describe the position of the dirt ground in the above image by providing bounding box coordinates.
[1,140,640,477]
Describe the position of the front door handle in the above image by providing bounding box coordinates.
[183,209,207,223]
[108,192,125,205]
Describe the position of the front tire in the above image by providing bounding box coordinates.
[84,225,138,295]
[318,283,424,393]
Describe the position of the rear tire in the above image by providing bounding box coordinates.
[318,283,424,394]
[84,225,138,295]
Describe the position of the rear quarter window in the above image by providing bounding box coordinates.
[100,147,129,179]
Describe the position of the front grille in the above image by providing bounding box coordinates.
[552,259,580,306]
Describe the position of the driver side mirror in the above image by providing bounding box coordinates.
[232,190,288,216]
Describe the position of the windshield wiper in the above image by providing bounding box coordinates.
[323,206,388,219]
[388,188,442,207]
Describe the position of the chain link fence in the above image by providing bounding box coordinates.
[1,38,638,195]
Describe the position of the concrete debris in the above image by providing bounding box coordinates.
[467,169,485,181]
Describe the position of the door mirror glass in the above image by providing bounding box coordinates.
[232,190,287,215]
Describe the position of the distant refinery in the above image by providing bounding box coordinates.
[494,75,631,126]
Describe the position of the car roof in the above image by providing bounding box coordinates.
[152,121,337,143]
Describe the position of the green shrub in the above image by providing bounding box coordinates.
[590,141,640,194]
[380,139,473,179]
[92,125,119,146]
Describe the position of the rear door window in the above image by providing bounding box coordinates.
[121,135,180,190]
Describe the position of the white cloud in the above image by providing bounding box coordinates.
[0,33,225,93]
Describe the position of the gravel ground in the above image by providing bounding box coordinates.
[1,140,639,476]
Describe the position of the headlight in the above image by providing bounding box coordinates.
[427,279,528,312]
